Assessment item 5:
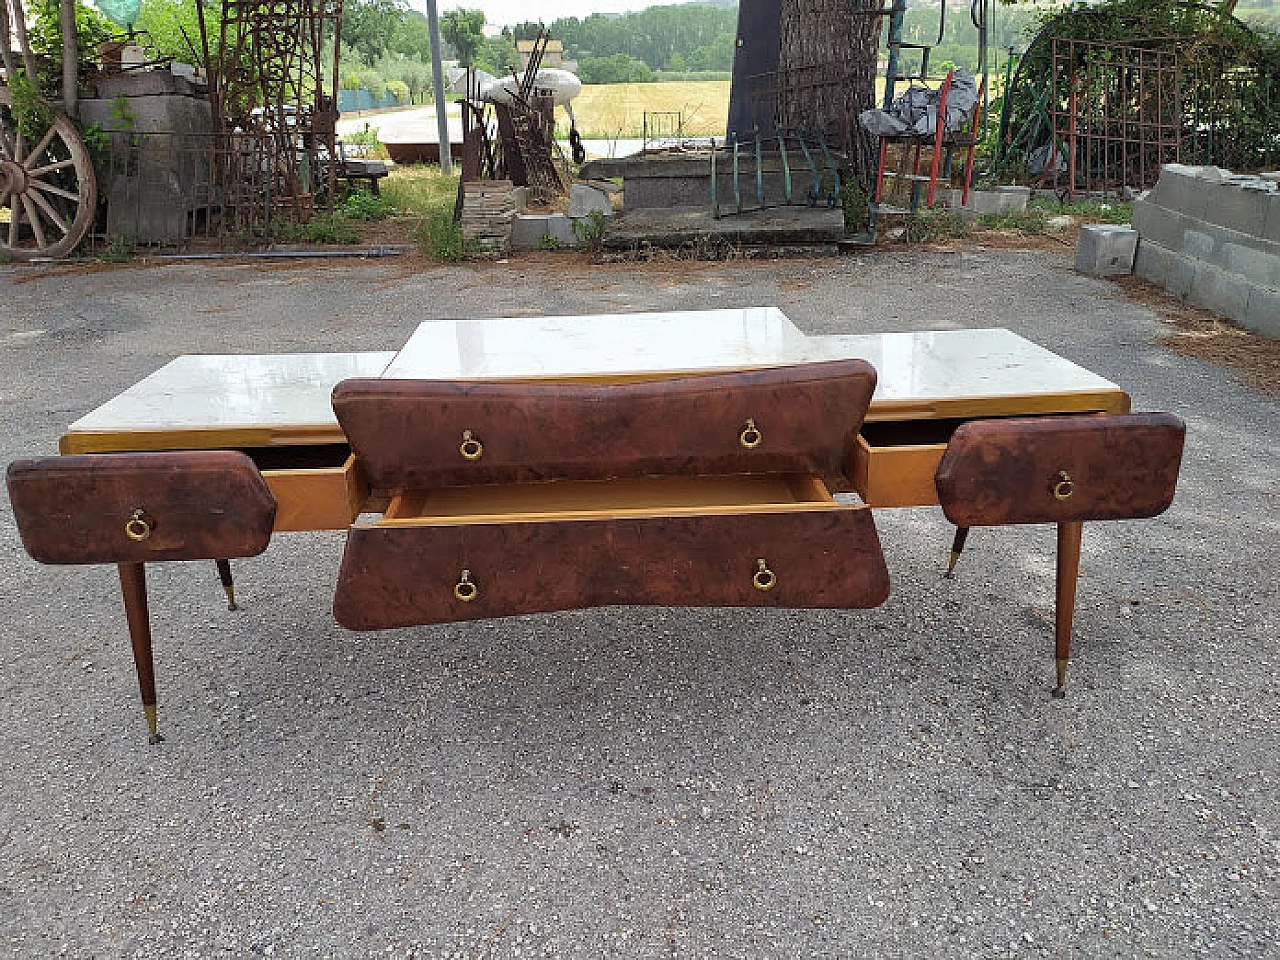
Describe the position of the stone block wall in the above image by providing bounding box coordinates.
[1132,164,1280,338]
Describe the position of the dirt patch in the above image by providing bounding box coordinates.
[1114,274,1280,399]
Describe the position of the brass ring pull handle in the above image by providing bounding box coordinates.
[454,569,478,602]
[740,418,762,449]
[124,509,153,542]
[753,558,777,592]
[459,430,483,461]
[1052,471,1075,501]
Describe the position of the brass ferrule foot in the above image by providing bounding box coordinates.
[1050,658,1069,699]
[144,703,164,744]
[945,550,961,578]
[223,585,238,612]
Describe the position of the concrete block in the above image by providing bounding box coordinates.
[1203,180,1269,237]
[1188,262,1250,323]
[1181,228,1215,261]
[1075,224,1138,277]
[1132,198,1188,250]
[568,183,614,218]
[1149,164,1209,220]
[1134,239,1173,287]
[1242,285,1280,338]
[1264,192,1280,244]
[512,187,531,213]
[1222,242,1280,291]
[508,213,578,250]
[1166,251,1197,299]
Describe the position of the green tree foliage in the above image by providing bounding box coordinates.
[441,8,485,67]
[476,33,518,75]
[133,0,207,64]
[553,5,737,73]
[577,53,654,84]
[342,0,408,64]
[390,11,432,59]
[28,0,116,67]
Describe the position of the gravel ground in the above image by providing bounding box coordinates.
[1,248,1276,959]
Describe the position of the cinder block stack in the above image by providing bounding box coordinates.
[460,180,517,256]
[1132,164,1280,337]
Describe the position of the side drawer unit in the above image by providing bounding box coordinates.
[7,451,276,564]
[934,413,1186,525]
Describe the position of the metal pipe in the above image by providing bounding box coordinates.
[154,247,410,260]
[425,0,453,176]
[882,0,909,110]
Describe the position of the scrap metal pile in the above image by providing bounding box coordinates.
[458,31,568,202]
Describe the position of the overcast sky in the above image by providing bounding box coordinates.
[416,1,665,28]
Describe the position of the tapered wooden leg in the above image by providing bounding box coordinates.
[118,562,163,744]
[945,526,970,578]
[1052,521,1084,699]
[215,559,238,611]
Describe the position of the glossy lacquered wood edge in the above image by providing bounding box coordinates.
[862,388,1131,422]
[59,426,349,454]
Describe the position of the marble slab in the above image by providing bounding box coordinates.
[380,308,813,381]
[67,352,396,437]
[382,312,1123,409]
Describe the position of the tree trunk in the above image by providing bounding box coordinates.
[60,0,77,115]
[778,0,884,180]
[0,0,18,80]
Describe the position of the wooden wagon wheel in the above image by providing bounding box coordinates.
[0,85,97,259]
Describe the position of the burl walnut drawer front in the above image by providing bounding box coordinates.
[332,359,877,491]
[934,413,1186,527]
[7,451,277,564]
[333,507,890,630]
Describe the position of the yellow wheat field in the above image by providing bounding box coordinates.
[560,81,731,139]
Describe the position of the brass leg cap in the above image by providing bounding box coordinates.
[144,703,163,744]
[944,550,961,579]
[224,586,239,612]
[1050,658,1069,699]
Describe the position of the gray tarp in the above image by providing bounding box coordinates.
[859,69,979,138]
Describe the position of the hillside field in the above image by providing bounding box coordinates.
[561,81,730,138]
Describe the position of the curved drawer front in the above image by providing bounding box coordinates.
[333,359,877,491]
[333,507,890,630]
[7,452,276,564]
[934,413,1186,526]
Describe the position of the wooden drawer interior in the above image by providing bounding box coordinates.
[849,419,965,508]
[248,444,368,532]
[371,474,840,527]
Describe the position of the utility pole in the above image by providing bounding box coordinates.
[425,0,452,175]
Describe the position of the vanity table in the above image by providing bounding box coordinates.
[7,309,1185,741]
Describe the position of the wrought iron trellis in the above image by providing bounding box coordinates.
[1048,36,1182,198]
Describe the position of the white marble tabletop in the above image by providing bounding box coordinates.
[61,310,1129,450]
[382,311,1126,415]
[65,352,396,443]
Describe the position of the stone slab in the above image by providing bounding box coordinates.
[603,206,845,249]
[509,213,578,250]
[568,183,614,218]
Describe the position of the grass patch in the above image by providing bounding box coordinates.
[902,207,971,244]
[337,189,395,221]
[273,213,360,245]
[380,166,459,217]
[413,209,474,261]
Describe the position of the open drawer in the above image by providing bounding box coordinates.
[247,444,369,532]
[848,420,963,508]
[333,475,891,630]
